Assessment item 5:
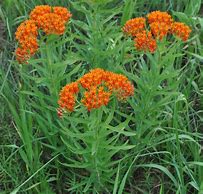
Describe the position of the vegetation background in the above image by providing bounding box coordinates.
[0,0,202,193]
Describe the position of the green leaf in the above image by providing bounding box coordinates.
[136,164,178,187]
[121,0,137,26]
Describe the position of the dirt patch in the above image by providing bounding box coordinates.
[0,19,5,51]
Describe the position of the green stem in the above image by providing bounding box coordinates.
[90,109,104,191]
[46,39,58,99]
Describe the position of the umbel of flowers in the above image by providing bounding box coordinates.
[123,11,192,53]
[58,68,134,114]
[15,5,72,63]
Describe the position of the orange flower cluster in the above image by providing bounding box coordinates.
[134,31,157,53]
[122,17,146,37]
[171,22,192,41]
[123,11,191,53]
[29,5,71,29]
[15,47,31,64]
[150,22,170,40]
[58,82,79,112]
[15,5,72,63]
[38,13,66,35]
[53,7,72,22]
[30,5,72,35]
[58,68,134,113]
[105,71,135,100]
[81,86,111,111]
[15,20,38,44]
[78,68,105,89]
[78,68,134,101]
[147,11,172,41]
[15,20,39,63]
[147,11,173,25]
[30,5,51,25]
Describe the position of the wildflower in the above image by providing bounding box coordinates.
[15,20,38,44]
[37,13,66,35]
[78,68,134,100]
[81,86,111,111]
[147,11,173,25]
[58,69,134,112]
[15,20,39,63]
[78,68,107,90]
[58,82,79,112]
[150,22,170,40]
[123,17,146,37]
[171,22,191,41]
[20,36,38,54]
[105,72,134,100]
[15,47,30,63]
[53,7,72,22]
[29,5,52,26]
[134,31,157,53]
[15,5,72,63]
[30,5,72,34]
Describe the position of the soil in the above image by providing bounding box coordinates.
[0,19,5,51]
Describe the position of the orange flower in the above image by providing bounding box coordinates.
[171,22,191,41]
[15,20,39,63]
[53,6,72,22]
[150,22,170,40]
[37,13,66,35]
[29,5,72,34]
[58,82,79,112]
[123,17,146,37]
[78,68,107,90]
[15,20,38,44]
[58,69,134,112]
[134,31,157,53]
[20,36,38,54]
[29,5,52,26]
[15,47,30,63]
[81,86,111,111]
[147,11,173,25]
[15,5,72,63]
[105,72,134,100]
[78,68,134,100]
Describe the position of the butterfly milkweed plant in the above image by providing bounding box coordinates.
[0,1,202,194]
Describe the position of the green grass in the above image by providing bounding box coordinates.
[0,0,203,193]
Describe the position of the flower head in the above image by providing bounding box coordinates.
[20,36,38,54]
[15,47,30,63]
[58,69,134,112]
[78,68,134,100]
[53,6,72,22]
[29,5,72,34]
[15,5,72,63]
[15,20,38,43]
[134,31,157,53]
[147,11,173,25]
[81,86,111,111]
[15,20,39,63]
[123,11,192,53]
[150,22,170,40]
[58,82,79,112]
[105,72,134,100]
[78,68,107,90]
[38,13,66,35]
[123,17,146,37]
[171,22,191,41]
[29,5,52,26]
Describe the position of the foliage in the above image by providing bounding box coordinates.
[0,0,202,194]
